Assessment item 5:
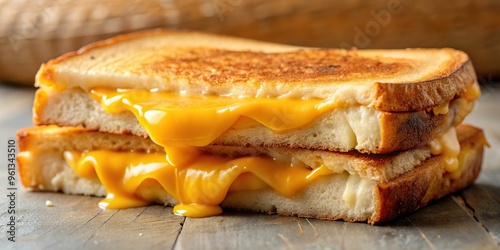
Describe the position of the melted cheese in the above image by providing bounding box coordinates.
[64,150,334,217]
[463,83,481,101]
[430,83,479,115]
[432,102,449,115]
[429,127,460,175]
[89,88,342,165]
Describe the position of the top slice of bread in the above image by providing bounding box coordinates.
[36,29,477,112]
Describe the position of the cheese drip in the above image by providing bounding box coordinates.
[64,150,333,218]
[432,102,449,115]
[429,127,460,176]
[89,88,340,165]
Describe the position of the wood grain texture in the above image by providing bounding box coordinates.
[0,192,184,250]
[171,195,500,250]
[458,185,500,244]
[0,83,499,249]
[404,196,499,250]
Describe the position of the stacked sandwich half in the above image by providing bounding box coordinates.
[17,30,488,224]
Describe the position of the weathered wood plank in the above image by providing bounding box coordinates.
[1,192,106,249]
[458,185,500,244]
[78,205,184,250]
[407,196,499,250]
[174,196,499,250]
[1,191,184,249]
[175,213,310,250]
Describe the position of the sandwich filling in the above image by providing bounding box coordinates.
[89,87,344,164]
[88,87,468,167]
[63,149,336,217]
[89,87,349,167]
[58,126,461,218]
[39,82,471,218]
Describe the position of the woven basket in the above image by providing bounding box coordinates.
[1,0,499,85]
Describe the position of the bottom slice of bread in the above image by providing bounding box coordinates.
[16,125,486,224]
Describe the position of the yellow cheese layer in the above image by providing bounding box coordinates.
[89,88,341,165]
[429,127,460,177]
[432,102,449,115]
[463,83,481,101]
[430,84,479,115]
[64,150,334,217]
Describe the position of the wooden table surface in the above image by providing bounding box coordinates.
[0,83,499,250]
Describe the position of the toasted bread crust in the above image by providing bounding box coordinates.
[379,98,473,152]
[17,126,165,153]
[36,29,478,112]
[371,125,485,223]
[373,58,476,111]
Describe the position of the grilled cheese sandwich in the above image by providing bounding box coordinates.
[17,29,487,224]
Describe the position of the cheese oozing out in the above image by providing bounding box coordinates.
[80,86,475,216]
[463,83,481,102]
[432,102,449,115]
[429,127,461,176]
[429,84,479,115]
[89,88,342,165]
[63,150,334,217]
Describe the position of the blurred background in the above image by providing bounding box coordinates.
[0,0,499,86]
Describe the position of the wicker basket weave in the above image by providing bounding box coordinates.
[1,0,499,85]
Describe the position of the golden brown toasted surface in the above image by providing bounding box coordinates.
[16,126,163,154]
[140,48,410,85]
[36,29,478,112]
[378,98,474,152]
